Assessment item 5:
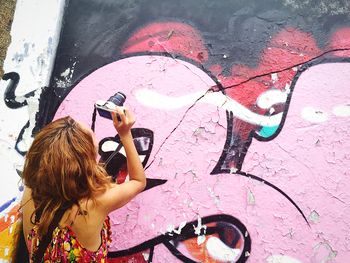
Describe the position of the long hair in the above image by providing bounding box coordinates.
[22,116,111,237]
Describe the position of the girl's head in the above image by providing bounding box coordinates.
[22,116,110,236]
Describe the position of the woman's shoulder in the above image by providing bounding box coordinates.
[93,181,144,214]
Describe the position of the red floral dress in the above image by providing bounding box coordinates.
[27,217,111,263]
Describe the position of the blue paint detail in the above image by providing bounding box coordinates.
[259,126,278,138]
[0,197,16,213]
[18,184,24,192]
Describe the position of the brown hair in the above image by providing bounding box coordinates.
[22,116,111,237]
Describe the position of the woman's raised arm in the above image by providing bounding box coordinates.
[99,107,146,214]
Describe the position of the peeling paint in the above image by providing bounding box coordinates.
[267,254,301,263]
[173,221,186,234]
[313,242,337,263]
[193,216,207,245]
[56,62,77,89]
[271,73,278,83]
[309,210,320,223]
[247,189,256,206]
[1,1,350,262]
[16,87,42,152]
[207,187,220,206]
[142,252,149,261]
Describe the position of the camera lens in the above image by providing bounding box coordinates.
[108,92,126,106]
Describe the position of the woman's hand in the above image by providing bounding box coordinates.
[99,106,146,213]
[111,107,135,137]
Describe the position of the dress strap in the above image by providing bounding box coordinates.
[32,202,73,263]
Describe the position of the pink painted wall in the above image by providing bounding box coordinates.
[54,56,350,262]
[242,63,350,262]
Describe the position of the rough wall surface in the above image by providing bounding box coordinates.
[0,0,16,77]
[0,0,350,262]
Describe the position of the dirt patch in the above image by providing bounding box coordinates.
[0,0,17,78]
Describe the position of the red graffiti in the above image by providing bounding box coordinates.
[108,252,147,263]
[328,27,350,56]
[122,22,209,63]
[219,27,321,101]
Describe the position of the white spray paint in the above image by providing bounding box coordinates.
[135,88,283,127]
[271,73,279,82]
[173,221,187,234]
[257,89,288,109]
[193,216,207,245]
[206,236,241,262]
[56,62,77,89]
[332,104,350,117]
[301,106,328,123]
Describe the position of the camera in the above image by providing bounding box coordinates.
[95,92,126,120]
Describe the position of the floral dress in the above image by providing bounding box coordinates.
[27,217,111,263]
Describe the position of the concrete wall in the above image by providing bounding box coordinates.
[1,0,349,262]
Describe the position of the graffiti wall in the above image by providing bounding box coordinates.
[1,0,349,262]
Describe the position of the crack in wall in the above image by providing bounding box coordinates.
[145,89,210,170]
[220,47,350,91]
[145,47,350,171]
[156,42,216,89]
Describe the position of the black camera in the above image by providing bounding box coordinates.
[95,92,126,120]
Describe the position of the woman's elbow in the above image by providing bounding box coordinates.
[139,176,146,192]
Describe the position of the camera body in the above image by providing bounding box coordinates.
[95,92,126,120]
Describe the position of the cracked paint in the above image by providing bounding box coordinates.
[309,210,320,224]
[247,189,256,206]
[313,242,337,263]
[267,254,301,263]
[1,1,350,262]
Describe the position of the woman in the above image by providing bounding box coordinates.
[20,107,146,262]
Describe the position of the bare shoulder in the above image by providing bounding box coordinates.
[95,181,145,214]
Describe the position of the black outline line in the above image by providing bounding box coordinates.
[108,214,251,263]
